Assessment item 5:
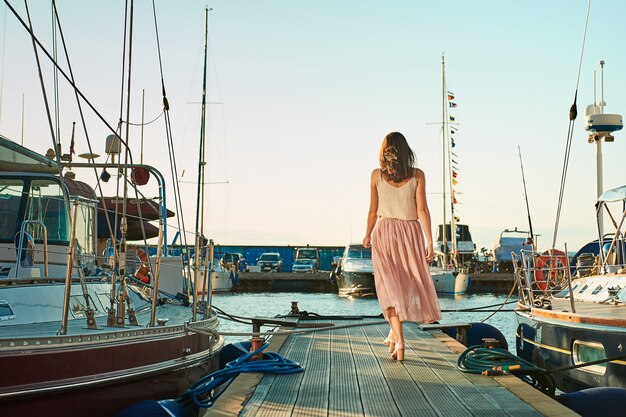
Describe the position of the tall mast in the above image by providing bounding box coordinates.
[194,7,209,248]
[441,54,448,266]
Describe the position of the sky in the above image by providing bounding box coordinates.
[1,0,625,255]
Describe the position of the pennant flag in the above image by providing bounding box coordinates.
[454,216,460,222]
[451,126,457,131]
[452,151,458,157]
[453,196,458,204]
[450,129,456,135]
[449,102,457,108]
[447,91,455,100]
[452,159,458,164]
[449,115,455,122]
[451,139,456,148]
[452,171,458,178]
[452,178,458,185]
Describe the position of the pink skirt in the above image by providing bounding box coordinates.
[372,217,441,323]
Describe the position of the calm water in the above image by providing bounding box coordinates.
[211,292,518,350]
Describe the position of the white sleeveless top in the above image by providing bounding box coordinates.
[377,176,418,220]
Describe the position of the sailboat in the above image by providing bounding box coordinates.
[429,54,471,295]
[0,4,223,416]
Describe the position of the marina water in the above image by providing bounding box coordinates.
[212,292,518,350]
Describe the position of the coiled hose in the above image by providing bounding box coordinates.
[457,345,556,396]
[178,342,303,408]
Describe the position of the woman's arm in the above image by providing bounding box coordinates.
[363,169,379,248]
[415,169,434,262]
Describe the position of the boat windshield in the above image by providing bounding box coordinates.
[346,246,372,260]
[0,177,70,244]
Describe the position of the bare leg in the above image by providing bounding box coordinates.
[384,327,395,352]
[386,307,405,360]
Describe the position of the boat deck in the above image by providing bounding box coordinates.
[204,319,577,417]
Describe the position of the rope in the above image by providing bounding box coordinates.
[122,111,164,126]
[186,320,388,337]
[479,278,517,322]
[457,345,556,396]
[177,342,303,408]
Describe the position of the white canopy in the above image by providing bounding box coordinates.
[598,185,626,202]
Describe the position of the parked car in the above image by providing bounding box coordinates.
[257,252,283,272]
[220,252,248,272]
[292,259,316,273]
[294,247,320,270]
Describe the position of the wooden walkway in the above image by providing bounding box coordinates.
[204,320,578,417]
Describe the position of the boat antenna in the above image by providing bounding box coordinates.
[551,0,591,250]
[518,146,535,250]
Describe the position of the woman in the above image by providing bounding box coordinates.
[363,132,441,361]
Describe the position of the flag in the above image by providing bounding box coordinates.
[447,91,455,100]
[454,216,460,222]
[452,171,458,178]
[449,115,455,122]
[450,126,457,132]
[452,178,458,185]
[452,159,458,164]
[451,139,456,148]
[450,129,456,134]
[449,102,457,108]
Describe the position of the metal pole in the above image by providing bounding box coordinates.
[149,220,164,327]
[60,200,79,335]
[564,243,576,314]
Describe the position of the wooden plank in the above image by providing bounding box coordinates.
[291,325,330,416]
[328,321,365,417]
[246,328,315,417]
[346,321,401,416]
[366,323,441,417]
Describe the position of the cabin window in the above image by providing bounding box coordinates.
[74,200,97,269]
[24,179,69,244]
[572,341,607,375]
[578,284,589,294]
[0,179,24,242]
[0,300,15,320]
[591,285,604,295]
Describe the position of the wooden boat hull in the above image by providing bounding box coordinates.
[337,270,376,298]
[0,321,222,417]
[515,306,626,392]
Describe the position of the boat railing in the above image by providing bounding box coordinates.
[14,220,49,278]
[514,249,572,303]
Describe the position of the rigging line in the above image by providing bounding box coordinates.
[118,0,129,125]
[3,0,134,153]
[22,0,63,179]
[150,0,166,96]
[0,5,6,130]
[122,110,163,126]
[150,0,191,259]
[51,1,117,244]
[551,0,591,249]
[51,0,60,145]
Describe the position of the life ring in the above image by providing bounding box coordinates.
[134,248,151,283]
[533,249,567,291]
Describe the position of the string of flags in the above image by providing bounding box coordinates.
[447,90,461,213]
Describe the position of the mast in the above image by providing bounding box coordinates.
[441,54,448,266]
[193,7,210,319]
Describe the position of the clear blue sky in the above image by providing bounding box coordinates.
[1,1,625,254]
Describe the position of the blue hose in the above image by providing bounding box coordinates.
[178,342,303,408]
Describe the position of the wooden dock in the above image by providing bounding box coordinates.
[203,319,577,417]
[231,272,515,294]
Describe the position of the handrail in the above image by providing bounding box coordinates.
[14,220,49,278]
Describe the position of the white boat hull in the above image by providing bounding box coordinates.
[430,267,470,294]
